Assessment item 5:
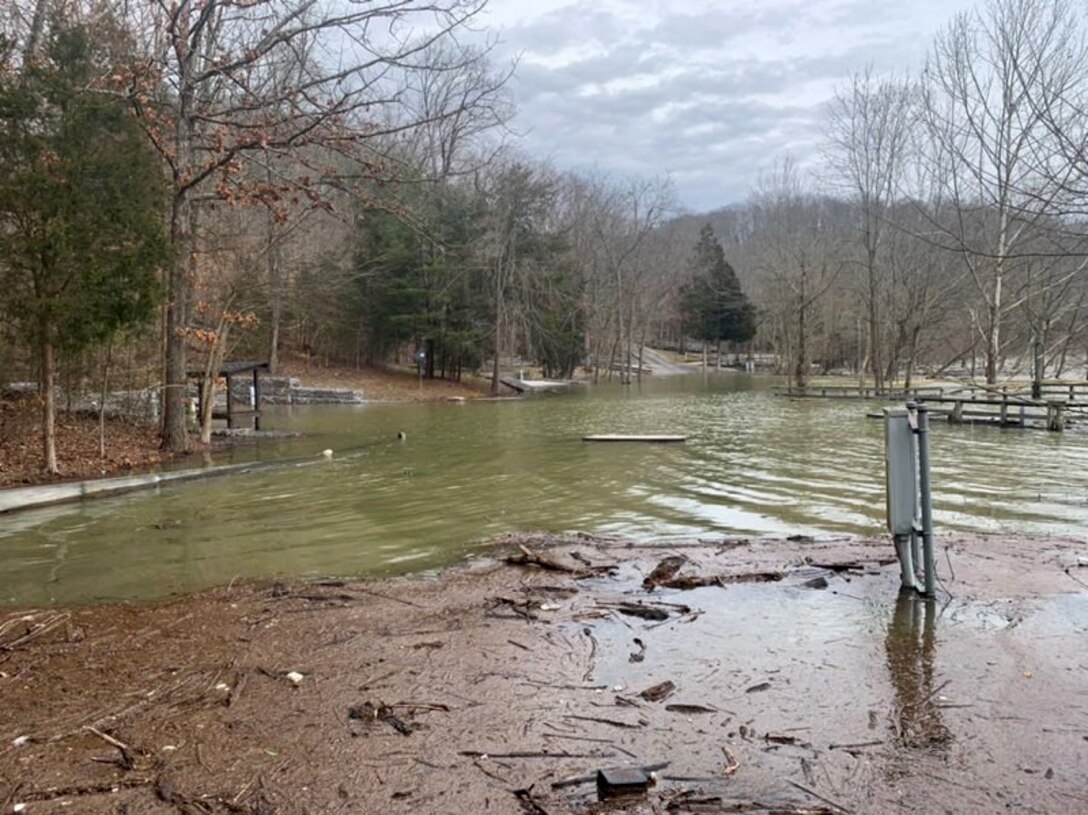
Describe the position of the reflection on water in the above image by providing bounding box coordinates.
[4,374,1088,606]
[885,591,951,748]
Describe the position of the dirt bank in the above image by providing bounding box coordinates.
[1,533,1086,814]
[0,400,173,489]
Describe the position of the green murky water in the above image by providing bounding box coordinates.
[3,374,1088,606]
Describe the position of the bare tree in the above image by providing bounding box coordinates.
[123,0,493,451]
[826,68,915,390]
[751,161,845,388]
[920,0,1087,384]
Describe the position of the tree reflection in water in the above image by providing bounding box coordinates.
[885,589,953,748]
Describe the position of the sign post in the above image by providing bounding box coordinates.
[884,403,937,598]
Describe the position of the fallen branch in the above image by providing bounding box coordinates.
[485,596,539,621]
[659,571,784,589]
[0,613,70,654]
[17,777,154,803]
[722,746,740,775]
[513,785,550,815]
[355,585,426,609]
[640,680,676,702]
[563,714,643,729]
[84,726,137,770]
[785,779,853,814]
[828,740,883,751]
[809,557,897,573]
[460,750,607,759]
[505,544,614,577]
[665,703,716,714]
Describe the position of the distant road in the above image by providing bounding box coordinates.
[640,347,693,375]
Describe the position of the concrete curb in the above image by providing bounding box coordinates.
[0,462,263,516]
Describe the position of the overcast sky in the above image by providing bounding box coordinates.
[480,0,978,212]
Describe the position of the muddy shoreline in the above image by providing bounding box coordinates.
[2,533,1086,814]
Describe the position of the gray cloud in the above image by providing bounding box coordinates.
[486,0,977,211]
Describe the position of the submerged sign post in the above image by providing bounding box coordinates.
[884,403,937,598]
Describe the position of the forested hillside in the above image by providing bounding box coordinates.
[3,0,1088,474]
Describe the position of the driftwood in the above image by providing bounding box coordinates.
[461,750,606,759]
[505,544,614,577]
[597,600,692,621]
[513,785,550,815]
[0,612,70,657]
[658,571,785,590]
[348,702,416,736]
[665,792,834,814]
[639,681,676,702]
[84,725,138,770]
[722,746,740,775]
[643,555,687,589]
[664,703,716,714]
[485,596,539,621]
[564,713,644,729]
[808,557,897,573]
[785,779,853,814]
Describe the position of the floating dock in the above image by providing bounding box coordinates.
[582,435,688,443]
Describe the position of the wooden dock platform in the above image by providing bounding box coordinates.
[582,435,688,443]
[773,385,948,400]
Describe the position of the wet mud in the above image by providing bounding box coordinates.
[1,533,1086,814]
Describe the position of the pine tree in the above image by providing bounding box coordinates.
[681,225,756,350]
[0,22,167,473]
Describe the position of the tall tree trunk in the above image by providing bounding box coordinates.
[794,273,808,389]
[24,0,49,60]
[40,322,58,475]
[163,8,195,452]
[987,216,1007,385]
[1031,324,1047,400]
[98,339,113,459]
[265,163,282,374]
[867,246,884,391]
[904,325,920,390]
[490,258,503,396]
[856,315,864,388]
[163,197,193,451]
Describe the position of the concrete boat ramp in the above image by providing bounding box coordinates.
[499,375,586,394]
[0,461,265,515]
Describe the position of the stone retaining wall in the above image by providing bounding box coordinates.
[224,376,363,406]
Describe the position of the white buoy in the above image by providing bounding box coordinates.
[397,431,406,441]
[321,448,333,458]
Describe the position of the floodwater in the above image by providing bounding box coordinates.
[3,374,1088,606]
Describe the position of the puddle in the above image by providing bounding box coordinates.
[577,567,1088,811]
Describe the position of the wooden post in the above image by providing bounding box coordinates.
[951,401,964,424]
[225,373,234,429]
[1000,396,1008,426]
[253,368,261,431]
[1047,402,1065,432]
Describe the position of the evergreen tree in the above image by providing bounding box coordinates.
[0,22,167,473]
[681,224,756,350]
[355,183,490,380]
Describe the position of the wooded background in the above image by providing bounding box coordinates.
[3,0,1088,472]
